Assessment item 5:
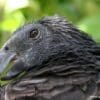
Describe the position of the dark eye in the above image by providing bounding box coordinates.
[29,29,39,38]
[4,46,9,51]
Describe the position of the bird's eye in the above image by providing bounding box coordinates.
[4,46,9,51]
[29,29,39,38]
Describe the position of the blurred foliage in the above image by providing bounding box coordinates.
[0,0,100,47]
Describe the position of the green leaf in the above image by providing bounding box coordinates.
[78,14,100,43]
[1,11,25,32]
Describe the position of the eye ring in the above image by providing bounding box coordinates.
[29,29,39,39]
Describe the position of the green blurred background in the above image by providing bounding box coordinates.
[0,0,100,47]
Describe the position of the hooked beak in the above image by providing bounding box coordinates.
[0,49,16,78]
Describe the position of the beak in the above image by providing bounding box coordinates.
[0,49,16,75]
[0,49,26,81]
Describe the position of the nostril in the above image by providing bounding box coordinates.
[4,46,9,51]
